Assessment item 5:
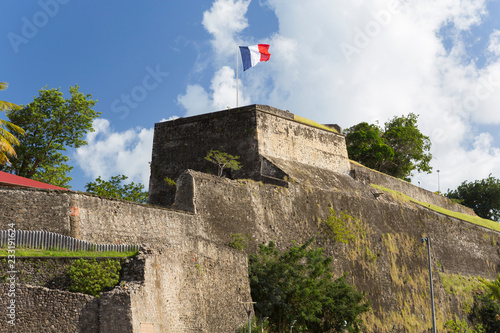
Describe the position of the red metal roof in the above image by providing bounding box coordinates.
[0,171,69,190]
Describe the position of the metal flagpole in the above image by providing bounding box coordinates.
[236,46,239,107]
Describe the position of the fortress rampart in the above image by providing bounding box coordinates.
[0,105,498,332]
[148,104,350,206]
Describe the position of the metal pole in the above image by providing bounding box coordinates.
[236,46,239,107]
[422,237,437,333]
[437,170,440,193]
[240,301,255,333]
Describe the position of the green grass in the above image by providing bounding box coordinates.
[440,273,483,314]
[371,184,500,232]
[0,247,138,258]
[293,115,338,133]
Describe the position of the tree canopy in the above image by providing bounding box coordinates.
[249,238,370,333]
[85,175,148,204]
[446,175,500,221]
[1,85,99,187]
[0,82,25,166]
[345,113,432,181]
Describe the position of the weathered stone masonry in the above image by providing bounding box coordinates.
[148,104,350,206]
[1,104,499,332]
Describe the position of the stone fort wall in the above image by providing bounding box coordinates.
[148,104,350,206]
[0,187,251,332]
[0,105,495,331]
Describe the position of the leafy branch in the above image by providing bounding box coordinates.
[204,149,242,177]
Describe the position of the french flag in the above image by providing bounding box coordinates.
[239,44,271,71]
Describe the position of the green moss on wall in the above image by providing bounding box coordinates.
[293,115,339,133]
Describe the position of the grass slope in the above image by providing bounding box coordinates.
[293,115,338,133]
[371,184,500,232]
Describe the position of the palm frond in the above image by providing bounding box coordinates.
[0,82,23,165]
[0,101,19,111]
[0,119,25,137]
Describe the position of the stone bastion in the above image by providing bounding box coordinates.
[0,104,496,332]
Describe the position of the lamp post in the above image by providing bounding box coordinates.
[421,237,437,333]
[240,301,256,333]
[261,317,268,333]
[437,170,440,193]
[290,320,296,333]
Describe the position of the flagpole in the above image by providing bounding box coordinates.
[236,45,239,107]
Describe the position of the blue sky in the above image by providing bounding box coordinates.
[2,0,500,194]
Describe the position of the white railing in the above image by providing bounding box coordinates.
[0,230,140,253]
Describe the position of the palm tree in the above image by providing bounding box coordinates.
[0,82,24,165]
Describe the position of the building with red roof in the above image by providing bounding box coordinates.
[0,171,69,190]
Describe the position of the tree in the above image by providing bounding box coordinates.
[249,238,370,333]
[445,175,500,221]
[470,291,500,332]
[345,113,432,181]
[1,85,99,187]
[0,82,25,166]
[204,149,242,177]
[85,175,148,203]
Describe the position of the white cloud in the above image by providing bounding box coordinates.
[177,84,212,116]
[202,0,251,61]
[74,118,153,187]
[488,30,500,57]
[180,0,500,193]
[177,66,250,116]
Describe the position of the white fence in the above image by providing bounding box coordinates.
[0,230,140,253]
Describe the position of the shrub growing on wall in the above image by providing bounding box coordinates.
[249,238,370,333]
[67,258,121,297]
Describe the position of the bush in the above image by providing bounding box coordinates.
[228,233,251,251]
[67,258,121,297]
[249,238,370,333]
[469,292,500,332]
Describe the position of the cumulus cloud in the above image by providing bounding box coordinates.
[179,0,500,193]
[202,0,251,60]
[74,118,153,187]
[488,30,500,57]
[177,85,212,116]
[178,66,250,116]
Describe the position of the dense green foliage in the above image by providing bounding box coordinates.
[249,238,370,333]
[67,258,121,297]
[0,82,24,166]
[1,86,99,187]
[204,149,242,177]
[446,175,500,221]
[469,293,500,332]
[345,113,432,180]
[85,175,148,203]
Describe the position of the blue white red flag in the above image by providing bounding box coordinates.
[239,44,271,71]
